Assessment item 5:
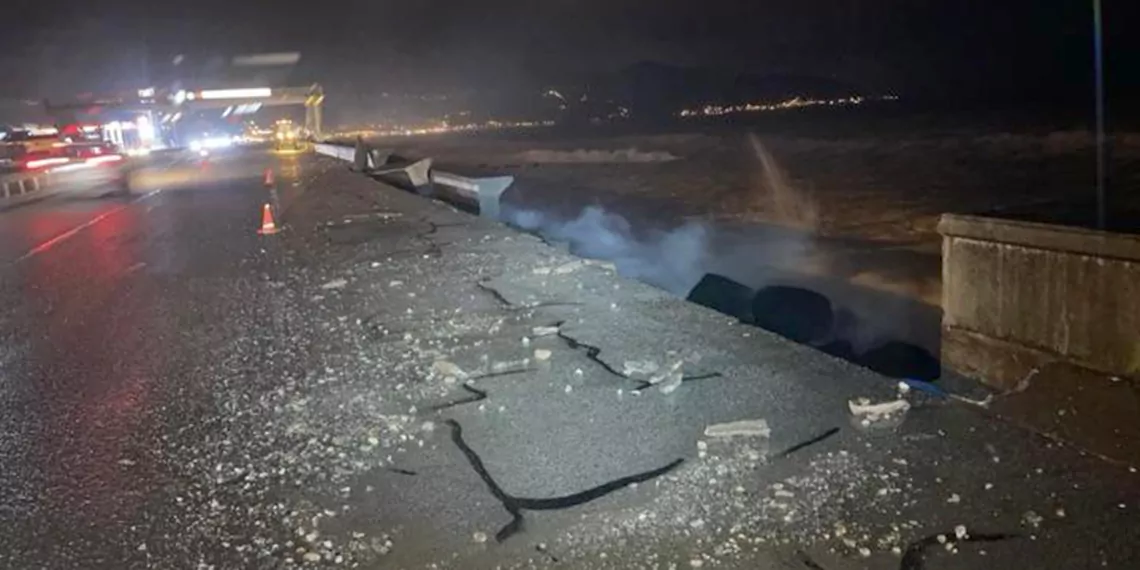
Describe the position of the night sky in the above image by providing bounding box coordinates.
[1,1,1136,113]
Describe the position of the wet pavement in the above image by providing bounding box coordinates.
[1,149,1138,569]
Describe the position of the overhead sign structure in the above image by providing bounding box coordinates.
[232,53,302,67]
[199,88,273,100]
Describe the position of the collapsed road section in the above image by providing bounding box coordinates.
[260,155,1139,569]
[5,151,1136,569]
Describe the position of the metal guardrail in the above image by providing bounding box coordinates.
[314,142,514,220]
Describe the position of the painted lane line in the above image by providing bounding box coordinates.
[15,189,163,263]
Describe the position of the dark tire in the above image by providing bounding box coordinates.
[751,285,834,345]
[686,273,755,321]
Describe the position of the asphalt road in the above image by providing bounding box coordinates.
[0,148,310,568]
[1,150,1138,569]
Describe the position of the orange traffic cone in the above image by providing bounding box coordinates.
[263,168,275,187]
[257,203,280,235]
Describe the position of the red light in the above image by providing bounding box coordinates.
[25,157,70,170]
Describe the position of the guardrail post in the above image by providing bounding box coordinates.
[474,176,514,220]
[405,158,431,189]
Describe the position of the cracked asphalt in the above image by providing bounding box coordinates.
[0,149,1138,569]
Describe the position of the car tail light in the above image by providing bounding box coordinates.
[86,154,124,166]
[25,157,70,170]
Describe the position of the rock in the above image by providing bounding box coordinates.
[652,361,685,394]
[432,360,467,380]
[704,419,771,438]
[302,551,322,562]
[647,360,683,385]
[623,360,660,378]
[848,398,910,417]
[534,349,552,361]
[552,260,586,274]
[532,326,560,337]
[473,532,488,544]
[321,278,349,290]
[954,525,969,540]
[849,397,911,428]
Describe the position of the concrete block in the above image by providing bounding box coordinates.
[374,158,433,191]
[431,171,514,220]
[474,176,513,220]
[368,148,392,170]
[939,213,1140,386]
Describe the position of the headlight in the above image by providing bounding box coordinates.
[190,141,202,151]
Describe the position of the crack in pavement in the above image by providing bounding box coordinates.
[405,217,462,256]
[556,330,631,379]
[476,280,514,308]
[899,531,1018,570]
[475,281,584,312]
[556,330,723,389]
[430,370,531,412]
[384,467,419,476]
[431,384,489,411]
[445,419,684,542]
[470,369,530,381]
[631,372,724,392]
[773,427,841,459]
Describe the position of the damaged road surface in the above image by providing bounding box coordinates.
[0,151,1138,569]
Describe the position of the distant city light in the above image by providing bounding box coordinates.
[678,94,898,118]
[332,119,555,140]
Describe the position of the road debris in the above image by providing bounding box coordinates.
[650,360,685,394]
[622,360,659,378]
[320,278,349,290]
[432,360,468,380]
[534,349,552,361]
[704,419,771,438]
[848,397,910,427]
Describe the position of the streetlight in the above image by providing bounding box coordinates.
[1093,0,1107,229]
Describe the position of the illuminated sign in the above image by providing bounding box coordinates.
[198,88,272,100]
